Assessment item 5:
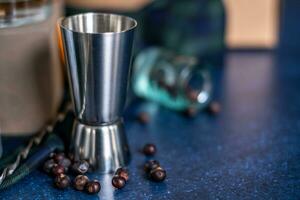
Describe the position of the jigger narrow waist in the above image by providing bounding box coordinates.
[76,117,124,126]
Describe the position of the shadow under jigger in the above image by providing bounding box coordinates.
[58,13,137,173]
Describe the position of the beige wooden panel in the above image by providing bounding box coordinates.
[66,0,152,11]
[224,0,279,48]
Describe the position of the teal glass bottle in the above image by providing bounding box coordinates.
[132,47,212,111]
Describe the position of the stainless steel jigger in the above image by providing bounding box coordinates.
[58,13,137,173]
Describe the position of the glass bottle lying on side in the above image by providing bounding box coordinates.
[132,47,212,111]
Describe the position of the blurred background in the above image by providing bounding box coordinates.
[0,0,300,198]
[0,0,299,135]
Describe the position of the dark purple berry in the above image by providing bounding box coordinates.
[86,180,101,194]
[112,176,126,189]
[73,175,89,191]
[144,160,160,173]
[115,168,129,182]
[137,112,150,124]
[58,158,71,172]
[53,152,65,163]
[52,165,65,176]
[186,89,199,102]
[143,143,156,156]
[208,101,221,114]
[184,107,198,117]
[54,174,70,189]
[150,167,166,182]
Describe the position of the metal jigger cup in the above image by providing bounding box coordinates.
[58,13,137,173]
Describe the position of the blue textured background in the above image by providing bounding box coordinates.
[0,50,300,200]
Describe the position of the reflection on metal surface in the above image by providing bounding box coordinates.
[99,174,115,200]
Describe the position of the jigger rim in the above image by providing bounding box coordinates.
[57,12,137,35]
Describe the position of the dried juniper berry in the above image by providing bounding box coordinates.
[86,180,101,194]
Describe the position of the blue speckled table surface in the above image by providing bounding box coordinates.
[1,51,300,200]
